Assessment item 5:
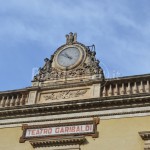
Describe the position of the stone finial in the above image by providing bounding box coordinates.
[66,32,77,45]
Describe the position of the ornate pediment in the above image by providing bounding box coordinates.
[33,33,104,83]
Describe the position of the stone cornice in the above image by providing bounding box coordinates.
[107,73,150,82]
[0,80,100,95]
[29,136,86,148]
[0,86,39,95]
[39,79,102,90]
[0,88,29,95]
[0,93,150,120]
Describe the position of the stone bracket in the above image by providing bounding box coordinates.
[139,131,150,150]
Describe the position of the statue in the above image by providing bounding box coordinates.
[43,58,51,72]
[66,32,77,44]
[66,34,69,44]
[74,33,77,43]
[91,51,96,61]
[50,54,54,61]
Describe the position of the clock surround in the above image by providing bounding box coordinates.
[54,44,86,70]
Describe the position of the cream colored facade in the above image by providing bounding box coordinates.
[0,33,150,150]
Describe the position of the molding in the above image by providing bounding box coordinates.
[30,136,85,148]
[107,73,150,82]
[34,145,80,150]
[0,94,150,119]
[1,106,150,128]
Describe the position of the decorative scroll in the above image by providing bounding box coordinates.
[43,89,88,100]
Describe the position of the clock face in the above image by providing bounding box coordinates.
[57,47,80,67]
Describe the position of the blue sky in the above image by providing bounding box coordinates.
[0,0,150,91]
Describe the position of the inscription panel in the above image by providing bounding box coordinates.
[44,89,87,100]
[20,118,100,143]
[38,87,91,103]
[25,124,93,138]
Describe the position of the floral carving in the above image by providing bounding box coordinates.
[43,89,88,100]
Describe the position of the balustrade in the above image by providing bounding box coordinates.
[102,79,150,97]
[0,92,28,108]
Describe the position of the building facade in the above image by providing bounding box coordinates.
[0,33,150,150]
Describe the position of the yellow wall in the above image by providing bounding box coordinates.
[81,116,150,150]
[0,116,150,150]
[0,127,33,150]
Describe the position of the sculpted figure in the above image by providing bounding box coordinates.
[73,33,77,43]
[66,32,77,44]
[43,58,50,72]
[69,32,74,44]
[91,51,96,61]
[50,54,54,62]
[66,34,69,44]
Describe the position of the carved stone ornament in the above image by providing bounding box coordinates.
[33,33,104,82]
[66,32,77,45]
[43,89,88,100]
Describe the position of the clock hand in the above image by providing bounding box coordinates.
[61,53,72,59]
[64,52,72,59]
[61,53,68,58]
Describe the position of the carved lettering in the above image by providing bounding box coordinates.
[43,89,87,100]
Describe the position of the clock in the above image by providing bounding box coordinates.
[57,47,80,67]
[55,45,85,70]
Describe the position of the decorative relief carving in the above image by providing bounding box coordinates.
[33,50,104,81]
[33,33,104,82]
[43,89,88,100]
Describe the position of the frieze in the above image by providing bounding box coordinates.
[43,89,88,100]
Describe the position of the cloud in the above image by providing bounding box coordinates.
[0,0,150,90]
